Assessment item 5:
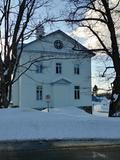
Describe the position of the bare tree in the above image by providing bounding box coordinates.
[63,0,120,116]
[0,0,51,108]
[93,85,98,96]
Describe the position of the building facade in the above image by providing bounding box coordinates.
[12,30,94,108]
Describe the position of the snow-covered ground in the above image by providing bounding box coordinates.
[92,97,109,117]
[0,105,120,141]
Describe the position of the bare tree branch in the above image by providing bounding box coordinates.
[110,0,120,10]
[101,66,114,77]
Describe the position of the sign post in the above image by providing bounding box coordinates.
[45,95,51,112]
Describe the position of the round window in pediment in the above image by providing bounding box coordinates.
[54,40,63,49]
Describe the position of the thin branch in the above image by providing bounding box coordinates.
[110,0,120,10]
[71,5,107,22]
[51,18,107,24]
[84,25,112,56]
[102,66,114,77]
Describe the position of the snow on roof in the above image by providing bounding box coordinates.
[0,107,119,141]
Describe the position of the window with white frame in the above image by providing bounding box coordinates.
[74,86,80,99]
[74,64,80,75]
[36,86,42,100]
[56,63,62,74]
[35,63,43,73]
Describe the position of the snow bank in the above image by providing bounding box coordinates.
[0,107,119,141]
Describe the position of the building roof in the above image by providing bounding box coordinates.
[20,30,95,57]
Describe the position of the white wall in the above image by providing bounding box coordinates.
[12,31,92,108]
[13,55,92,108]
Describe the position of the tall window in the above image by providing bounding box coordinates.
[74,86,80,99]
[56,63,62,74]
[74,64,80,75]
[35,63,43,73]
[36,86,42,100]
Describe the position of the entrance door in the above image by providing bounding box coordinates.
[53,84,71,107]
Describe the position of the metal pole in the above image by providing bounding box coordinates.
[47,101,49,112]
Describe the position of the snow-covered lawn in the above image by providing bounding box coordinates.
[0,106,120,141]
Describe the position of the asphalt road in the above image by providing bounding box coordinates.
[0,140,120,160]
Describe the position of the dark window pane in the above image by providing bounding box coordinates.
[74,64,80,75]
[74,86,80,99]
[56,63,62,74]
[36,63,43,73]
[36,86,42,100]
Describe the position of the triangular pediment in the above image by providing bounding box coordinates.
[51,78,71,85]
[21,30,95,57]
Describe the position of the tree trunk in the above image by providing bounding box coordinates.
[109,77,120,117]
[0,83,9,108]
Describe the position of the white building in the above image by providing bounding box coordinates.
[12,30,95,109]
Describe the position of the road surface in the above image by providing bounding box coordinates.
[0,139,120,160]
